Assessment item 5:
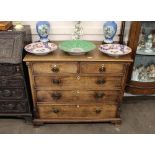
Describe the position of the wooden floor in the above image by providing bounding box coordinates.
[0,97,155,134]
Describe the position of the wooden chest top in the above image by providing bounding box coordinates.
[23,41,133,63]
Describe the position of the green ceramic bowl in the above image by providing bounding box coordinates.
[59,40,96,55]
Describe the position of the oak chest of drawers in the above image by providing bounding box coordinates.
[0,26,32,121]
[23,42,132,125]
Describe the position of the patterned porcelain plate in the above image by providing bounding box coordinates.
[99,44,132,57]
[24,42,57,55]
[59,40,96,55]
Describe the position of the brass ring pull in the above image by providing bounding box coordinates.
[94,92,105,98]
[95,108,102,114]
[96,79,105,85]
[51,92,62,100]
[52,79,61,84]
[52,108,60,113]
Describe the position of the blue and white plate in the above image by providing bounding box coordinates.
[24,42,57,55]
[99,44,132,57]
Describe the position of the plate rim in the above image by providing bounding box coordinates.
[59,40,96,53]
[99,44,132,56]
[24,42,58,55]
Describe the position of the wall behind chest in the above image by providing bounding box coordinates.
[15,21,131,42]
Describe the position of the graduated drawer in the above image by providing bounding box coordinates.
[80,62,124,74]
[0,88,26,100]
[32,62,78,74]
[34,76,122,90]
[37,104,117,119]
[36,90,119,103]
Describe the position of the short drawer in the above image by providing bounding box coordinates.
[0,88,26,100]
[80,62,124,74]
[0,100,29,113]
[0,77,24,87]
[34,76,122,90]
[32,62,78,74]
[36,90,119,103]
[37,104,117,119]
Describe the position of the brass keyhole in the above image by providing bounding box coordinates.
[77,76,80,80]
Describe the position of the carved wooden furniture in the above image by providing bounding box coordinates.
[0,26,32,121]
[23,42,132,125]
[126,21,155,95]
[0,21,12,30]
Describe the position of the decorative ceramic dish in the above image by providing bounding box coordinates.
[99,44,132,57]
[24,42,57,55]
[59,40,96,55]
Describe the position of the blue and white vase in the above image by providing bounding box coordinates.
[36,21,50,42]
[103,21,117,43]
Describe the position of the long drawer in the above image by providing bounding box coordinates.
[34,76,122,90]
[80,62,124,74]
[36,90,119,103]
[32,62,78,74]
[37,103,117,119]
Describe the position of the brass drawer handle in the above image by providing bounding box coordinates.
[52,108,60,113]
[51,65,59,73]
[94,92,105,98]
[95,108,102,114]
[51,92,62,100]
[52,79,61,84]
[99,65,105,73]
[96,79,105,85]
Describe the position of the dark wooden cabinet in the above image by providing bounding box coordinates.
[126,21,155,95]
[0,26,32,121]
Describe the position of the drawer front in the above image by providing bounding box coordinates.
[37,90,119,103]
[80,62,124,74]
[32,62,78,74]
[0,88,26,100]
[0,100,29,113]
[35,76,122,90]
[0,64,22,76]
[37,104,117,119]
[0,77,24,87]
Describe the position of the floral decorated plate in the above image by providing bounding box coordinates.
[24,42,57,55]
[59,40,96,55]
[99,44,132,57]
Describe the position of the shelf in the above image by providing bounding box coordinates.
[136,48,155,56]
[131,79,155,83]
